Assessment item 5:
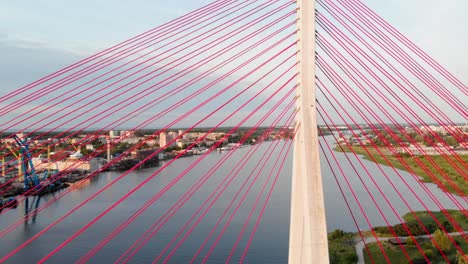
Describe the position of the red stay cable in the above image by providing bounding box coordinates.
[79,56,297,263]
[0,0,231,103]
[0,10,296,195]
[316,15,468,179]
[345,0,467,95]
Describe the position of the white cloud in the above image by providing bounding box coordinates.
[362,0,468,83]
[0,35,83,91]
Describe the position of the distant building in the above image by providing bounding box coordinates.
[336,137,346,145]
[160,132,168,148]
[1,137,15,144]
[185,132,203,141]
[177,139,196,148]
[168,131,179,140]
[348,137,371,146]
[16,133,26,140]
[109,130,118,138]
[388,238,406,246]
[121,137,140,144]
[160,132,177,148]
[120,130,135,138]
[145,139,158,147]
[397,145,454,156]
[459,142,468,150]
[205,132,225,141]
[2,133,29,144]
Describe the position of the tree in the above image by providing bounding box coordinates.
[423,134,436,146]
[432,229,452,252]
[444,136,458,147]
[406,236,415,246]
[80,147,92,156]
[442,220,454,232]
[423,249,433,259]
[414,134,424,143]
[328,229,346,240]
[457,251,468,264]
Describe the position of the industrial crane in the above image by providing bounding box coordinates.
[13,135,40,191]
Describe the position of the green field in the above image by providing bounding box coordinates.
[364,235,468,264]
[403,210,468,231]
[365,210,468,263]
[329,210,468,263]
[328,230,358,264]
[335,145,468,196]
[371,210,468,237]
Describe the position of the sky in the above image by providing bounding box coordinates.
[0,0,466,88]
[0,0,212,88]
[0,0,466,129]
[363,0,468,81]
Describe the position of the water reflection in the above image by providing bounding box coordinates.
[0,139,466,263]
[24,196,41,225]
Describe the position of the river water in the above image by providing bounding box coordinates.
[0,136,465,263]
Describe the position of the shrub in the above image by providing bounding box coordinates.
[433,229,452,252]
[372,226,391,235]
[457,251,468,264]
[442,220,455,232]
[423,249,433,259]
[343,252,358,263]
[411,257,428,264]
[406,236,415,246]
[406,221,425,236]
[425,223,437,233]
[329,229,346,240]
[393,223,409,236]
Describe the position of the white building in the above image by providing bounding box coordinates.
[109,130,118,138]
[160,131,178,148]
[120,130,135,138]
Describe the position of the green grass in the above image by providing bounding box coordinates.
[335,145,468,196]
[364,235,468,264]
[402,210,468,231]
[328,230,358,264]
[362,210,468,263]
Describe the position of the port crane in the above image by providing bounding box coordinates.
[13,135,40,190]
[6,145,24,183]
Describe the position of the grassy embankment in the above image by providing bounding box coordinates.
[329,210,468,263]
[364,210,468,263]
[371,210,468,236]
[328,229,358,264]
[335,145,468,196]
[402,210,468,230]
[364,235,468,264]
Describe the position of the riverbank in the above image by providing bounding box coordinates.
[334,145,468,196]
[360,232,467,264]
[0,171,88,198]
[330,210,468,264]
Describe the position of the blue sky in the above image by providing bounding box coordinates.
[0,0,466,89]
[0,0,213,88]
[364,0,468,81]
[0,0,466,129]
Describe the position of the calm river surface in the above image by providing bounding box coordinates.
[0,136,465,263]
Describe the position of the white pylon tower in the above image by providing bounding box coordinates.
[289,0,329,263]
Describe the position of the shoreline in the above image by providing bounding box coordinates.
[334,145,468,196]
[329,209,468,264]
